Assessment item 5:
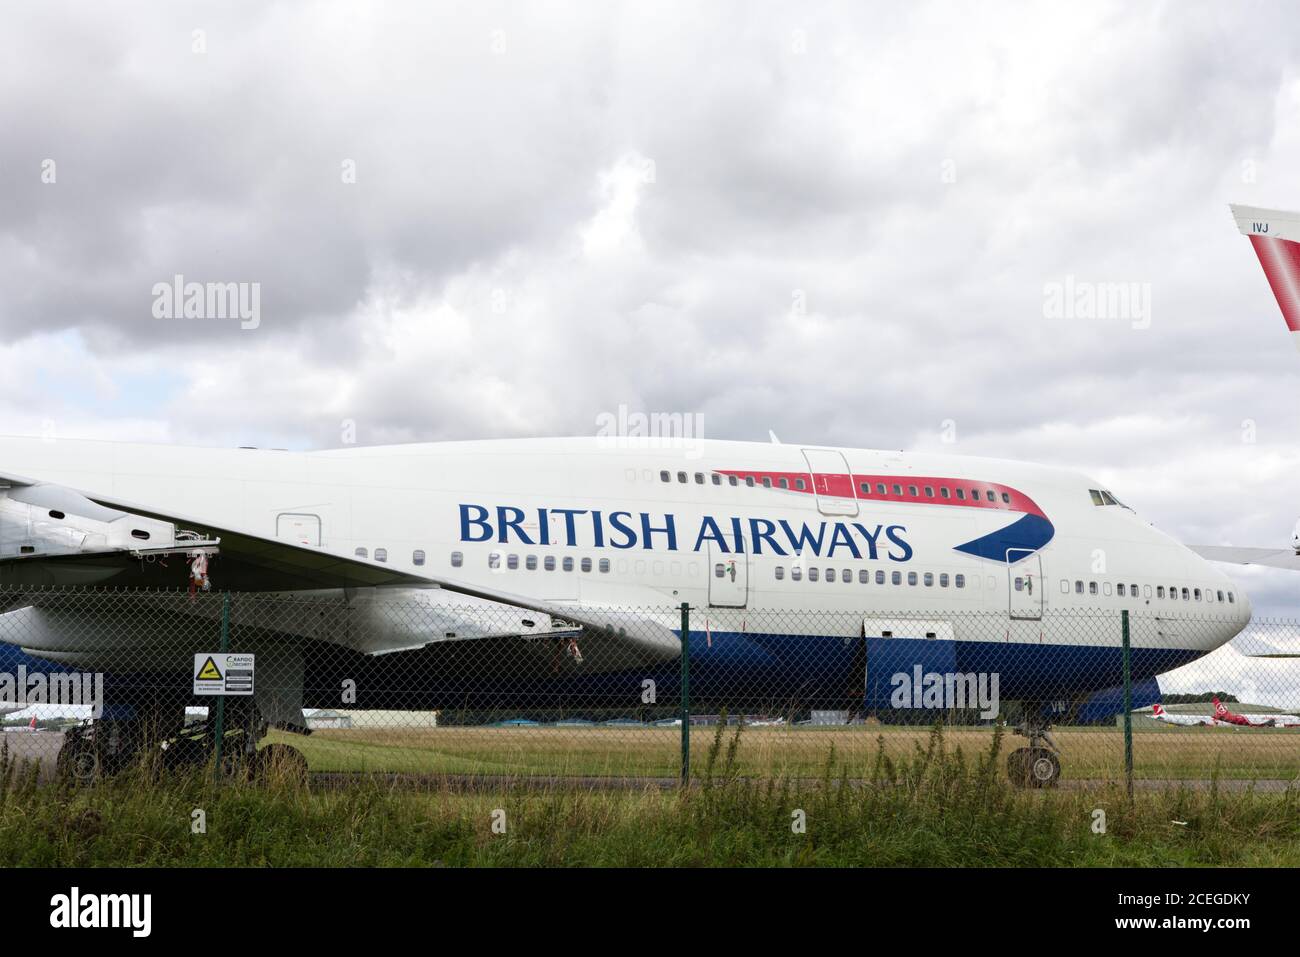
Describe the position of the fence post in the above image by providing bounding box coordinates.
[212,592,231,782]
[679,602,690,787]
[1121,609,1133,799]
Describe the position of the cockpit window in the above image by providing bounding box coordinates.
[1089,489,1105,506]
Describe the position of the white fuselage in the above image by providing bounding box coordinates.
[0,435,1249,661]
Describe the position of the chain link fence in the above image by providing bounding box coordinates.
[0,586,1296,789]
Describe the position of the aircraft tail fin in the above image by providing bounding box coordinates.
[1213,696,1229,716]
[1231,204,1300,349]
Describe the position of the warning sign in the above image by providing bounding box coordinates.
[194,653,255,696]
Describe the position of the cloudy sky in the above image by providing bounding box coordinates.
[3,1,1300,621]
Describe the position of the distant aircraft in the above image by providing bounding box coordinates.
[1150,702,1215,726]
[1213,697,1300,728]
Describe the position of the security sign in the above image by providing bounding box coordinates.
[193,653,255,696]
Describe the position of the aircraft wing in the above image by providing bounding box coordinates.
[0,469,682,660]
[1189,544,1300,572]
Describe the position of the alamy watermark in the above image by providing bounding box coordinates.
[151,274,261,329]
[889,666,1000,719]
[1043,275,1151,330]
[595,403,706,457]
[0,667,104,717]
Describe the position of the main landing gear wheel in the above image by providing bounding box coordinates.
[57,738,103,787]
[255,743,309,784]
[1008,710,1062,788]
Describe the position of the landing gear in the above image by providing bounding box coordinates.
[55,698,301,786]
[1008,710,1062,788]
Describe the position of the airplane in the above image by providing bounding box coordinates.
[0,433,1251,788]
[1150,702,1216,727]
[1212,697,1300,728]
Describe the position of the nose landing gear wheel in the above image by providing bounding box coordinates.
[57,740,102,787]
[1008,746,1060,788]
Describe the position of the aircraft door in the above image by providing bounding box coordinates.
[801,449,859,516]
[708,541,748,608]
[1006,549,1043,620]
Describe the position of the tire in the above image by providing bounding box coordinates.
[57,739,102,787]
[1007,748,1030,787]
[1025,747,1061,788]
[255,743,309,785]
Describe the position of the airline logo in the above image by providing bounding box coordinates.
[717,469,1054,563]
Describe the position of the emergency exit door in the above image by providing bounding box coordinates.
[708,541,748,607]
[801,449,859,516]
[1006,548,1043,620]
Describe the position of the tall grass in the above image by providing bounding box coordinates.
[2,727,1298,867]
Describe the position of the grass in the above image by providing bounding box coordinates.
[269,722,1300,782]
[3,725,1300,867]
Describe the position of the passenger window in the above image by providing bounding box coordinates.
[660,470,670,482]
[1156,586,1164,598]
[907,571,918,586]
[1194,588,1201,601]
[1217,590,1224,602]
[939,573,949,587]
[1014,577,1023,592]
[599,558,610,573]
[908,485,918,496]
[355,547,368,558]
[859,569,869,583]
[826,568,836,582]
[956,489,966,501]
[581,557,592,573]
[1000,493,1010,503]
[715,563,725,578]
[413,549,426,566]
[892,484,902,495]
[694,473,704,484]
[450,551,462,567]
[506,554,518,569]
[677,471,687,483]
[795,478,806,491]
[1117,583,1125,597]
[809,568,820,581]
[775,566,785,581]
[892,571,902,585]
[842,568,851,583]
[729,475,739,486]
[924,486,934,497]
[1060,579,1070,594]
[1089,581,1098,595]
[924,572,934,587]
[526,555,538,570]
[860,482,871,494]
[779,478,789,489]
[876,483,887,494]
[791,566,803,581]
[877,570,886,585]
[488,552,501,569]
[1228,592,1234,603]
[985,490,995,502]
[1103,582,1112,596]
[375,548,387,563]
[745,476,755,487]
[954,574,964,588]
[940,487,951,499]
[544,556,556,571]
[1075,580,1083,594]
[711,474,721,485]
[1181,587,1189,600]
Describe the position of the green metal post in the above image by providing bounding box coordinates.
[1121,609,1133,799]
[679,602,690,787]
[212,592,231,781]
